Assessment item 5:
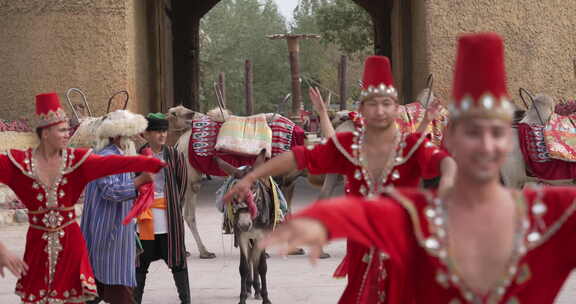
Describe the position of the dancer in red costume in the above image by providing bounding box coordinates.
[225,56,457,303]
[2,93,165,303]
[263,33,576,303]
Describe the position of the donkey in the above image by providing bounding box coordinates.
[216,152,275,304]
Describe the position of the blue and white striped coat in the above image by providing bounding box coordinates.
[80,144,138,287]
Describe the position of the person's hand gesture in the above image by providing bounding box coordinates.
[135,172,154,187]
[223,175,255,204]
[309,87,328,115]
[0,244,28,278]
[423,98,443,123]
[260,218,328,264]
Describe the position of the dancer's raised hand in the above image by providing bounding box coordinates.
[309,87,328,115]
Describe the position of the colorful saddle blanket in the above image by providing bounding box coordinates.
[544,114,576,162]
[517,123,576,180]
[555,100,576,116]
[188,114,305,176]
[397,102,448,146]
[215,114,272,157]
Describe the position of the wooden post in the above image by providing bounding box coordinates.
[339,55,348,111]
[573,58,576,80]
[173,0,220,111]
[287,38,302,119]
[245,60,254,115]
[267,34,320,124]
[218,72,226,108]
[172,5,201,111]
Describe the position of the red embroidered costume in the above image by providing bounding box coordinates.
[3,93,165,304]
[291,56,450,303]
[290,33,551,304]
[295,186,576,303]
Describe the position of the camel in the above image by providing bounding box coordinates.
[168,105,303,259]
[500,94,574,188]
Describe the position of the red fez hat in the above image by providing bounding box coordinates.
[360,56,397,101]
[449,33,514,121]
[35,92,68,128]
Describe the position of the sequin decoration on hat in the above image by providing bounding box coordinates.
[359,56,397,101]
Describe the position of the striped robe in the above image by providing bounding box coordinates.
[80,144,139,286]
[138,144,188,268]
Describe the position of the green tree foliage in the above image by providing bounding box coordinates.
[200,0,290,114]
[200,0,370,115]
[292,0,367,108]
[291,0,333,110]
[316,0,373,56]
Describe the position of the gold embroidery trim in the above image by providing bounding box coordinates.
[63,148,93,174]
[395,132,428,166]
[355,247,375,304]
[28,206,75,215]
[528,197,576,250]
[43,231,63,289]
[30,220,75,232]
[7,149,35,179]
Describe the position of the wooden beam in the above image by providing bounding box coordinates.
[351,0,393,57]
[339,55,348,110]
[218,72,226,108]
[287,38,303,118]
[267,34,320,122]
[400,0,413,103]
[172,0,221,111]
[192,0,222,17]
[245,60,254,115]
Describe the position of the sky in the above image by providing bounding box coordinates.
[274,0,299,21]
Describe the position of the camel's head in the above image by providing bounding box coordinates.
[521,94,555,125]
[206,107,232,122]
[167,105,198,130]
[331,110,353,128]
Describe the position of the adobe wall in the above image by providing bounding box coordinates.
[416,0,576,106]
[0,0,157,122]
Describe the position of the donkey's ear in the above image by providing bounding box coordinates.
[215,156,243,178]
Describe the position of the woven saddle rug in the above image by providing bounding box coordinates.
[543,114,576,162]
[398,102,448,146]
[517,123,576,180]
[188,114,305,176]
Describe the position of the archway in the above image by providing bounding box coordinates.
[162,0,423,112]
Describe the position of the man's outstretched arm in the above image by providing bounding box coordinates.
[224,152,298,202]
[261,196,407,262]
[225,128,349,203]
[80,152,165,183]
